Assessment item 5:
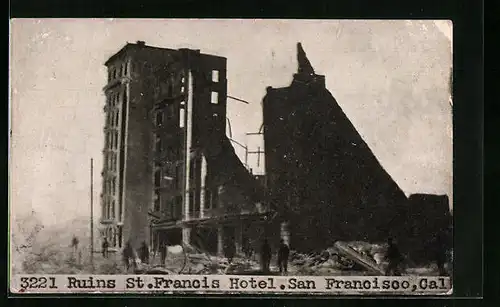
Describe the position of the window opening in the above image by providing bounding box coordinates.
[211,92,218,104]
[156,137,162,153]
[154,191,161,212]
[156,111,164,126]
[154,170,161,187]
[212,70,219,82]
[179,108,185,128]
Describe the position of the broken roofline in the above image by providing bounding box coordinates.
[266,42,325,92]
[264,43,409,199]
[104,41,226,66]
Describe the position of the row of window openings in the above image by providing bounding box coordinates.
[155,106,181,127]
[153,166,214,197]
[107,109,120,127]
[154,154,208,179]
[108,62,129,82]
[103,200,116,220]
[104,152,118,172]
[154,93,219,130]
[102,199,123,223]
[154,166,182,190]
[108,90,127,108]
[153,162,214,194]
[103,226,123,248]
[105,131,119,151]
[103,176,117,196]
[102,201,123,224]
[155,138,181,156]
[153,197,181,219]
[155,97,218,126]
[155,104,215,132]
[153,188,219,213]
[163,70,219,84]
[155,69,219,95]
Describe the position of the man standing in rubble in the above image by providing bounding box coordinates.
[159,241,167,267]
[385,237,403,276]
[277,239,290,275]
[71,235,79,256]
[139,241,149,265]
[70,235,80,264]
[224,241,236,264]
[122,240,135,272]
[261,239,272,274]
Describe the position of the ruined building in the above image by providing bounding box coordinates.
[100,41,268,255]
[262,43,451,260]
[100,41,451,263]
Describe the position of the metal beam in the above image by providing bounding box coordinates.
[227,95,250,104]
[229,138,247,150]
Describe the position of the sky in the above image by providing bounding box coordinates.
[9,19,453,227]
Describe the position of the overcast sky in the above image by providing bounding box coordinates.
[10,19,452,227]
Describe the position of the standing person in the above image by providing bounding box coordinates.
[71,235,79,257]
[245,238,254,260]
[224,242,236,264]
[159,242,167,267]
[70,235,80,264]
[261,239,272,274]
[139,241,149,265]
[102,237,109,259]
[277,239,290,275]
[122,240,134,272]
[248,243,254,261]
[385,237,403,276]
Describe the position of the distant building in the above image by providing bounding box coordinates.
[100,41,267,254]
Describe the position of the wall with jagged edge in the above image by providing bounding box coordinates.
[200,126,266,214]
[263,43,450,258]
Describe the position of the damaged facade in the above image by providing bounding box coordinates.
[100,41,267,255]
[262,43,452,262]
[101,41,451,266]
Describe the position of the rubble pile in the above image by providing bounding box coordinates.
[342,241,388,265]
[135,240,452,276]
[143,244,263,275]
[139,241,391,275]
[225,258,262,275]
[288,241,388,276]
[20,243,94,274]
[185,253,261,275]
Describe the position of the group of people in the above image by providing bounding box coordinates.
[260,238,291,275]
[121,241,150,271]
[100,237,150,272]
[96,232,447,276]
[260,235,448,276]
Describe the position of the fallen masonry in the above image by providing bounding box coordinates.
[129,241,452,276]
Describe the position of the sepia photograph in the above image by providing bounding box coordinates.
[9,19,453,294]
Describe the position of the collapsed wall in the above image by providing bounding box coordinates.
[262,43,451,257]
[200,131,266,211]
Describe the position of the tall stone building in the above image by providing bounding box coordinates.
[100,41,267,254]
